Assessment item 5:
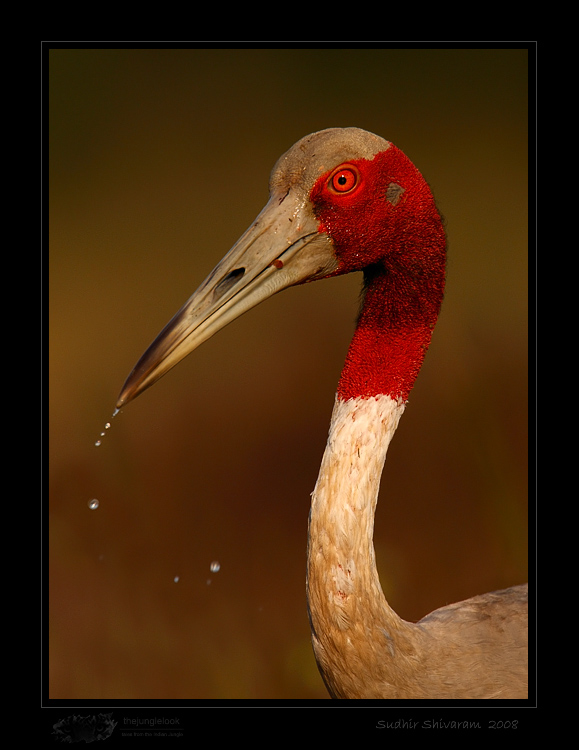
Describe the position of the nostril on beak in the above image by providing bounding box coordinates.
[213,267,245,300]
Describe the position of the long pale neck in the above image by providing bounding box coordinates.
[306,393,410,698]
[305,145,446,697]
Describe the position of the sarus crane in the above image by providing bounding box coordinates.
[117,127,528,699]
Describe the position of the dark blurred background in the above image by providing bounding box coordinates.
[49,47,529,700]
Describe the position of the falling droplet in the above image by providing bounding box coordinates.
[88,498,99,510]
[210,561,220,573]
[173,575,180,583]
[94,413,118,448]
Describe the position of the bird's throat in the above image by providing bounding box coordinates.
[337,260,444,402]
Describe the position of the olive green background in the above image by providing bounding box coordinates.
[49,47,529,699]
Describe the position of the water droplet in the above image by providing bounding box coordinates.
[94,413,118,448]
[210,561,220,573]
[88,498,99,510]
[173,575,180,583]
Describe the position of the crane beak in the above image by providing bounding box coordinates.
[116,194,338,407]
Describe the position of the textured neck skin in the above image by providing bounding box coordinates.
[311,145,446,402]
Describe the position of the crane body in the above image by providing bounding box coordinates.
[117,128,528,699]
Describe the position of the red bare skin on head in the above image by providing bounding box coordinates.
[309,146,446,402]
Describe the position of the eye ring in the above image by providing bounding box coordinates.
[328,164,360,194]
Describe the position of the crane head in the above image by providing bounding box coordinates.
[117,127,444,407]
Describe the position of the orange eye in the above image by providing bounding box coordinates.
[329,165,359,194]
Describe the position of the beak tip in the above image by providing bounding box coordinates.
[116,375,141,410]
[115,391,129,410]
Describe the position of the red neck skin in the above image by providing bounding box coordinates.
[310,146,447,403]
